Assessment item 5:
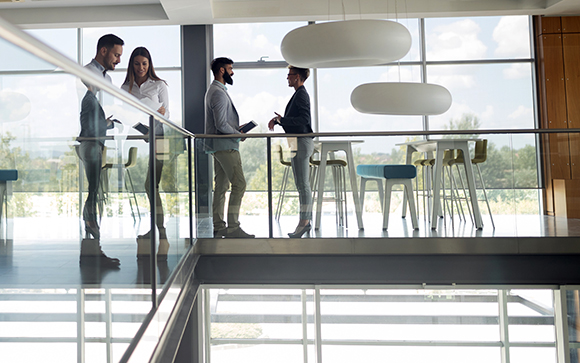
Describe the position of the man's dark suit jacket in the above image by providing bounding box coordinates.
[79,90,112,146]
[279,85,313,135]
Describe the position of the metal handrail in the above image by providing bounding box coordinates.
[0,15,193,138]
[195,127,580,138]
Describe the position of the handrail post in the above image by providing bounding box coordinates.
[188,136,193,245]
[149,115,157,308]
[267,137,273,238]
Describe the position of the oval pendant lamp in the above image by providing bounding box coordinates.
[351,83,452,115]
[0,91,31,122]
[281,20,412,68]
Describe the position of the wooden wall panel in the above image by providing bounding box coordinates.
[538,16,562,34]
[542,35,567,129]
[563,34,580,128]
[564,179,580,218]
[536,33,553,213]
[542,134,554,214]
[542,35,571,179]
[554,179,580,218]
[549,133,571,180]
[562,17,580,33]
[563,34,580,178]
[553,179,567,217]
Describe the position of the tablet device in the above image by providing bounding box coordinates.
[239,120,257,133]
[133,122,150,135]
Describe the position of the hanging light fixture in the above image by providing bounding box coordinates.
[281,20,412,68]
[351,83,453,115]
[0,91,30,122]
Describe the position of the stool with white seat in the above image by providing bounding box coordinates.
[357,164,418,230]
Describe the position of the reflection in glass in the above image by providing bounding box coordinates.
[25,28,78,62]
[0,37,57,71]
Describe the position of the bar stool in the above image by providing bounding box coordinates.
[275,144,294,220]
[430,149,466,224]
[102,146,140,223]
[310,151,348,227]
[451,140,494,229]
[360,176,384,213]
[413,157,432,219]
[357,164,418,230]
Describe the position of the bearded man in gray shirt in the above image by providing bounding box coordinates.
[204,57,254,239]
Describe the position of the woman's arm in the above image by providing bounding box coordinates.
[157,81,170,118]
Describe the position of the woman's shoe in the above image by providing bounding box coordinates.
[288,223,311,238]
[85,224,100,239]
[157,239,170,260]
[137,230,151,239]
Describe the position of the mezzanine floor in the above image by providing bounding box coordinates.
[1,212,579,289]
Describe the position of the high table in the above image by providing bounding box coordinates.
[314,140,364,230]
[397,139,483,230]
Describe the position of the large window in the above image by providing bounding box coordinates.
[204,287,558,363]
[213,16,539,201]
[214,22,305,62]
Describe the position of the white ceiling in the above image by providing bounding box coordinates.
[0,0,579,28]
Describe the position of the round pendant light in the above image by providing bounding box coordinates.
[351,83,452,115]
[281,20,412,68]
[0,91,31,122]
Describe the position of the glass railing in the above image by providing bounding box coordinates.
[0,15,194,363]
[195,128,576,239]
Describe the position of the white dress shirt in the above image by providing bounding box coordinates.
[84,59,112,94]
[122,78,169,119]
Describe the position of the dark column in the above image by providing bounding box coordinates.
[174,297,200,363]
[182,25,213,232]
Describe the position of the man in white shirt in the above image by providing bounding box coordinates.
[85,33,124,83]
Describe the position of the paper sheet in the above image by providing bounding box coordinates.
[141,98,162,111]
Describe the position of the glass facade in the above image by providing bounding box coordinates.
[0,12,579,363]
[213,17,539,231]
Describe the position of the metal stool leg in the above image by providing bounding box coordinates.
[476,164,495,229]
[275,166,290,220]
[125,169,140,223]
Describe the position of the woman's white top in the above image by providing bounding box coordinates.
[122,78,169,119]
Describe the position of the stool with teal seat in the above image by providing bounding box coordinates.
[357,164,418,230]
